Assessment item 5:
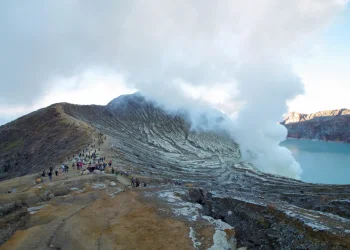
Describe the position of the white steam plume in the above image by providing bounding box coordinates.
[1,0,347,178]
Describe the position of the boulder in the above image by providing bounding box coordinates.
[36,178,42,184]
[93,170,101,174]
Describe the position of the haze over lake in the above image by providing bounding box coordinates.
[281,139,350,185]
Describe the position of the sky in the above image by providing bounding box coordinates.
[0,0,348,179]
[0,1,348,126]
[288,3,350,113]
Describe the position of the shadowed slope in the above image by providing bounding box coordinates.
[0,104,95,180]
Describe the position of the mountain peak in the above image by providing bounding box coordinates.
[107,92,144,108]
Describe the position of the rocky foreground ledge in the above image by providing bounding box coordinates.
[0,172,239,250]
[0,169,349,250]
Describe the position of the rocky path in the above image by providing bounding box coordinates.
[0,172,229,250]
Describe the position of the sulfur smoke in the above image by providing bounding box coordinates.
[1,0,347,178]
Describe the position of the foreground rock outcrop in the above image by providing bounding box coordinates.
[282,109,350,143]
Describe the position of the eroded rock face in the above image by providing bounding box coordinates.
[282,109,350,142]
[187,186,350,249]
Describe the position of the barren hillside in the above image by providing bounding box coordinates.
[0,104,95,180]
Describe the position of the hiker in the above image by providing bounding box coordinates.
[108,160,112,167]
[135,179,140,187]
[112,167,115,174]
[42,170,46,177]
[48,171,52,181]
[65,165,69,173]
[131,177,135,187]
[55,166,59,176]
[144,182,147,187]
[49,166,53,173]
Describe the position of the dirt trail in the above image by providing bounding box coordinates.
[0,132,215,249]
[90,135,132,187]
[1,189,194,250]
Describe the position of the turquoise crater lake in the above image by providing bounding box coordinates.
[281,139,350,185]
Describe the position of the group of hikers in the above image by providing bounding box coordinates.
[39,139,149,188]
[40,142,114,181]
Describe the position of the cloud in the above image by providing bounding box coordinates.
[0,68,135,125]
[0,0,347,178]
[1,1,345,105]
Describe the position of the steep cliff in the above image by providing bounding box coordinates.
[282,109,350,143]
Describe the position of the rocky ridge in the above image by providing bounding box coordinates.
[282,109,350,143]
[0,104,96,180]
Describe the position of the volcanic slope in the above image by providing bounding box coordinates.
[62,93,241,182]
[0,93,240,181]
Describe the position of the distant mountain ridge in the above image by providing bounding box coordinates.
[282,109,350,143]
